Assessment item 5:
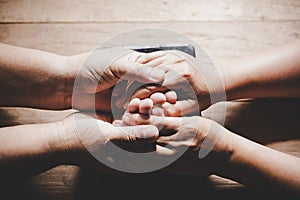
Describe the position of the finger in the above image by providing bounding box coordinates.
[122,112,150,126]
[156,116,200,145]
[128,98,141,113]
[130,85,168,101]
[144,57,166,67]
[162,70,186,89]
[122,63,165,83]
[112,120,122,125]
[165,91,177,104]
[156,137,179,147]
[150,92,166,105]
[111,125,159,145]
[155,144,175,156]
[157,136,191,147]
[160,62,194,89]
[139,98,153,115]
[145,53,180,67]
[151,105,165,116]
[112,120,127,126]
[122,113,181,131]
[136,51,167,64]
[163,99,199,117]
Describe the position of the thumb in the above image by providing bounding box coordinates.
[111,125,159,145]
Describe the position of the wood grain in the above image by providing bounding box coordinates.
[1,0,300,23]
[0,0,300,199]
[0,22,299,64]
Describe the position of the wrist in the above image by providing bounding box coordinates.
[220,62,251,101]
[62,53,90,109]
[57,113,96,165]
[199,117,235,173]
[213,129,251,180]
[40,121,74,165]
[39,55,74,109]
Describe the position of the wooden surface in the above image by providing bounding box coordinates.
[0,0,300,199]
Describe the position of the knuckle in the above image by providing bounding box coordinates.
[136,53,147,63]
[190,141,198,148]
[126,132,137,142]
[164,106,180,117]
[136,116,151,125]
[181,62,194,79]
[133,64,145,75]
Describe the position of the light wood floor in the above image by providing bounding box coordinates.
[0,0,299,199]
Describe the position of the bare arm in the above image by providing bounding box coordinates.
[0,122,66,178]
[223,41,300,100]
[127,42,300,114]
[0,43,72,109]
[0,43,164,112]
[217,128,300,194]
[122,97,300,194]
[0,112,159,178]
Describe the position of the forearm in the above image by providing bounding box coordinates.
[0,122,69,177]
[0,43,72,109]
[222,42,300,100]
[217,131,300,194]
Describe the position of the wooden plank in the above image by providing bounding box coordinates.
[1,184,75,200]
[0,22,299,62]
[29,165,80,186]
[14,138,300,199]
[1,99,299,194]
[0,6,299,197]
[268,140,300,157]
[1,0,300,23]
[203,99,300,147]
[0,107,75,127]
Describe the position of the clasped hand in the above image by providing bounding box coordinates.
[62,49,233,175]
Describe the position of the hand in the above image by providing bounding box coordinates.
[67,49,166,112]
[0,43,165,111]
[126,91,178,117]
[129,51,225,115]
[58,112,159,172]
[119,95,234,176]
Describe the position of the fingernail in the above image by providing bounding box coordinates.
[113,120,122,125]
[150,69,164,81]
[141,126,158,138]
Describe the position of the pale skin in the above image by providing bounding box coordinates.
[0,43,165,111]
[131,41,300,116]
[120,93,300,194]
[0,43,166,176]
[0,42,300,194]
[120,42,300,193]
